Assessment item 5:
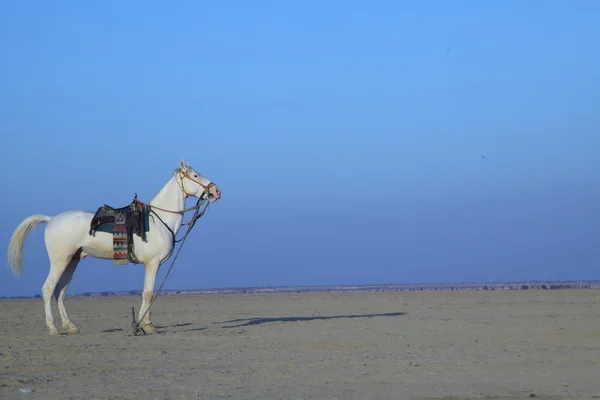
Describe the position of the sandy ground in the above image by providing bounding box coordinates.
[1,289,599,400]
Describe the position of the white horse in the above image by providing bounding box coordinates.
[7,159,221,336]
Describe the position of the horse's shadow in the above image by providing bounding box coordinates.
[157,322,205,333]
[101,328,124,333]
[156,322,193,329]
[102,312,405,334]
[216,311,406,328]
[102,322,196,334]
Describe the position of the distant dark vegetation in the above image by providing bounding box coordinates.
[2,281,598,300]
[484,283,580,291]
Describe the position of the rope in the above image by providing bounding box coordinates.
[131,196,211,336]
[136,200,202,215]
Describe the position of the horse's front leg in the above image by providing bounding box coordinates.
[138,258,160,334]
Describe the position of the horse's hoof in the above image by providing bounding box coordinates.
[67,325,80,335]
[49,328,60,336]
[141,323,157,334]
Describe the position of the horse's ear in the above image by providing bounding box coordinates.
[187,161,191,168]
[180,159,186,170]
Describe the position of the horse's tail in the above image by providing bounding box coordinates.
[8,215,51,277]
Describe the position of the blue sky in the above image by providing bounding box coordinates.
[1,1,599,297]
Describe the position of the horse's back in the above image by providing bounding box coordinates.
[45,210,94,244]
[48,210,94,227]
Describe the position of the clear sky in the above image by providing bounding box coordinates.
[1,1,599,297]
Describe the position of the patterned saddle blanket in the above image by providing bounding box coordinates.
[88,195,150,265]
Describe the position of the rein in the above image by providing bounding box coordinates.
[130,170,213,336]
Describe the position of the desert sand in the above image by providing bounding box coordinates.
[1,289,599,399]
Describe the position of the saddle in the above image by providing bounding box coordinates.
[89,195,150,265]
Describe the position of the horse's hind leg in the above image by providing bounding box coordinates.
[54,256,81,334]
[41,259,69,336]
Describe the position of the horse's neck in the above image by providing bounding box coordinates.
[149,174,185,236]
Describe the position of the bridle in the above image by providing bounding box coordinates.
[135,166,215,251]
[176,168,215,200]
[133,168,215,242]
[136,168,216,216]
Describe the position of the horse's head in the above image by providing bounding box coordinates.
[176,159,221,202]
